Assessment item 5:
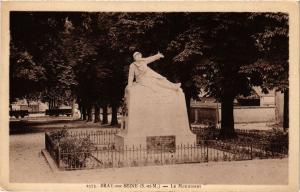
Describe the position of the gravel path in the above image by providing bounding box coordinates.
[9,132,288,184]
[9,133,56,183]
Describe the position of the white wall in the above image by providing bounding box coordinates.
[218,106,275,123]
[260,96,275,106]
[275,92,284,124]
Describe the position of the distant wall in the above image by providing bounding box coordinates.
[260,96,275,107]
[221,106,275,123]
[275,92,284,124]
[191,103,275,124]
[190,105,218,125]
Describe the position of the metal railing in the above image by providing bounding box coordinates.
[45,129,288,171]
[59,143,209,170]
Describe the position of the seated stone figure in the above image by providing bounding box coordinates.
[126,51,181,93]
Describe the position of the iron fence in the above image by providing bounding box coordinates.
[191,126,270,139]
[59,143,209,170]
[191,127,288,141]
[204,140,287,159]
[45,129,288,171]
[66,129,119,146]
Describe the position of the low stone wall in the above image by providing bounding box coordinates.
[229,106,275,123]
[191,104,275,124]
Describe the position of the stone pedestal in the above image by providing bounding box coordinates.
[115,84,196,149]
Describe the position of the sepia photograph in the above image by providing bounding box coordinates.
[0,1,299,192]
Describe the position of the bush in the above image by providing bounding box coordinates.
[265,127,288,154]
[59,136,96,169]
[268,127,288,143]
[49,129,69,141]
[48,129,96,169]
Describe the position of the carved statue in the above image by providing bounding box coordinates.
[126,52,181,92]
[116,51,196,147]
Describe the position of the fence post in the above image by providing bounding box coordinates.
[250,144,253,160]
[161,144,163,165]
[57,147,61,168]
[111,147,113,167]
[180,143,183,162]
[125,145,127,167]
[132,145,134,166]
[206,142,209,162]
[45,132,47,151]
[139,144,142,165]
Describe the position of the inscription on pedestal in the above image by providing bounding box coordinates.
[146,135,176,152]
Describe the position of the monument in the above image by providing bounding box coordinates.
[115,51,196,150]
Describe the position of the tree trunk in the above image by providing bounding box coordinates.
[110,101,119,126]
[50,100,54,109]
[87,104,93,122]
[71,98,76,117]
[283,89,289,131]
[219,96,236,139]
[102,105,108,124]
[49,100,53,109]
[81,104,87,121]
[94,104,100,123]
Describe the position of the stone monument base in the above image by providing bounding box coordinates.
[115,84,196,150]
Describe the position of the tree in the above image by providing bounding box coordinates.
[201,13,260,138]
[10,12,52,102]
[241,13,289,129]
[164,14,255,138]
[165,13,288,138]
[9,42,46,101]
[10,12,77,107]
